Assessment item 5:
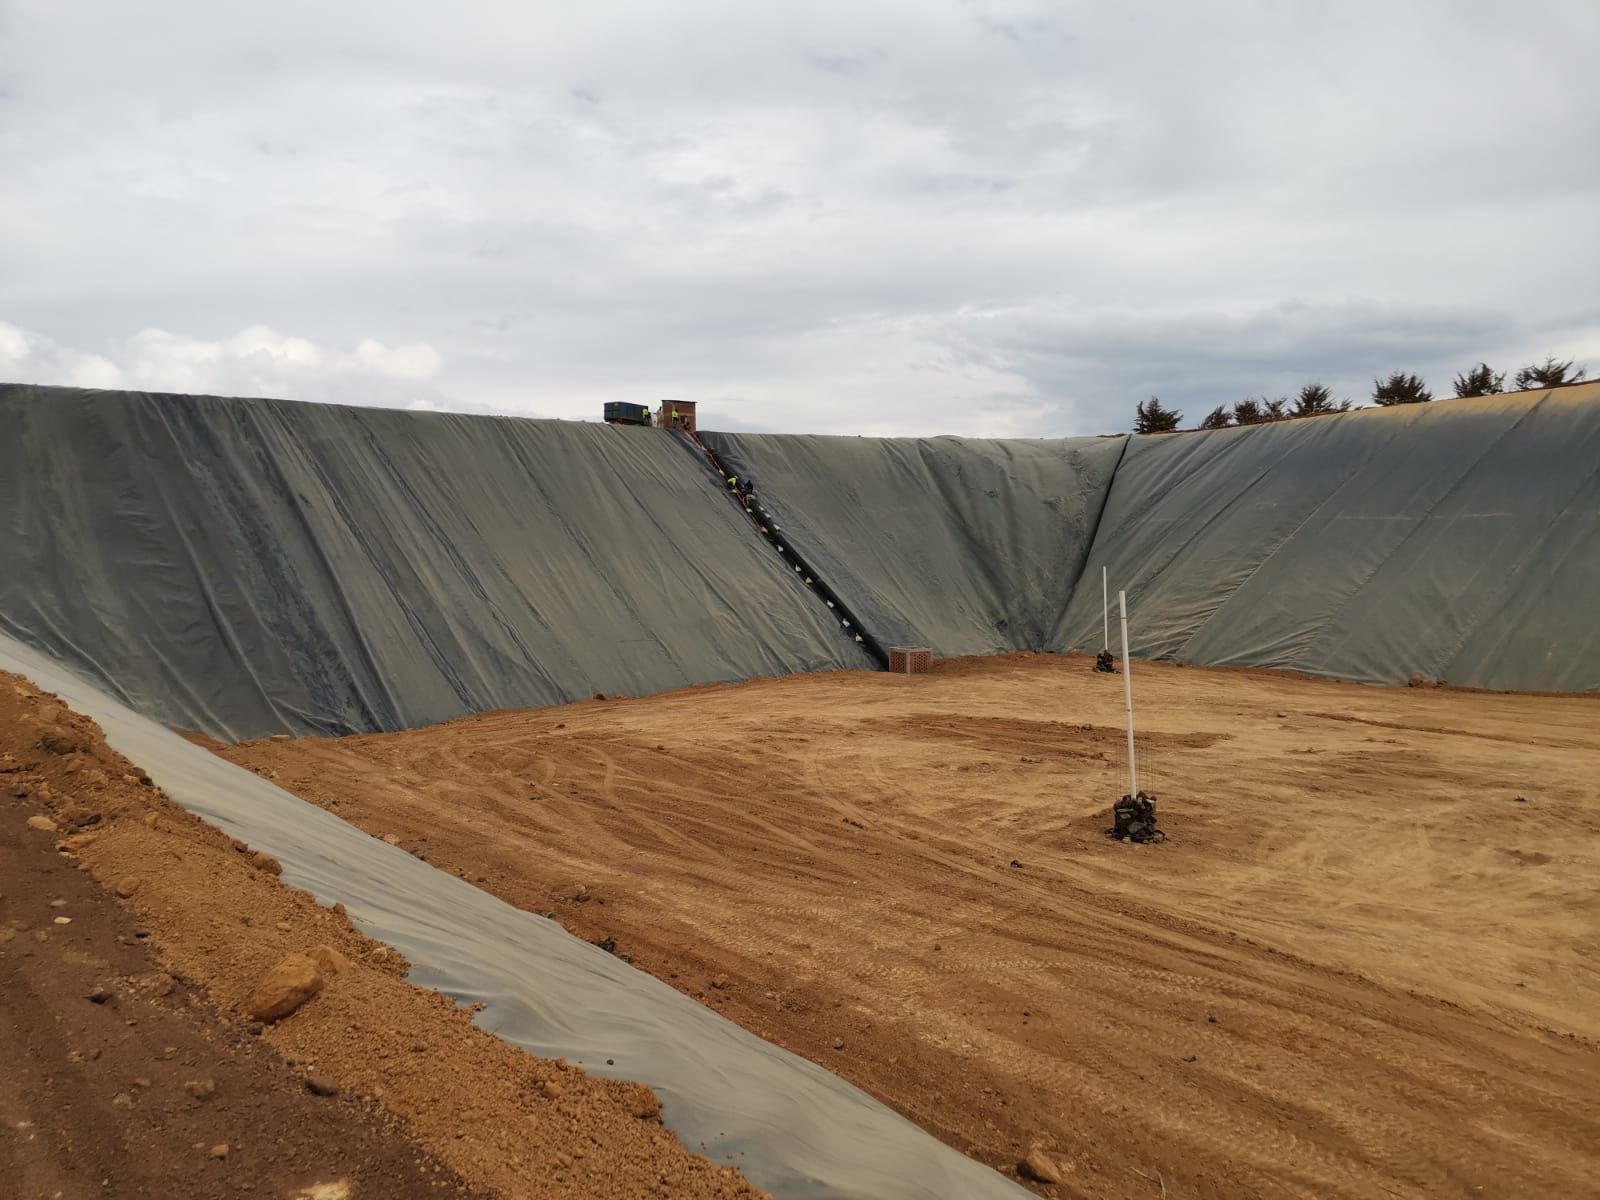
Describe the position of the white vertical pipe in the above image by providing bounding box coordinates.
[1119,589,1136,798]
[1101,566,1109,651]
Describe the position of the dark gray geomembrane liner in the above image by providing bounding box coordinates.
[1052,384,1600,692]
[0,385,870,742]
[701,431,1126,656]
[0,632,1033,1200]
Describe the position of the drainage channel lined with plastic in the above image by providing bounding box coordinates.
[1,632,1032,1200]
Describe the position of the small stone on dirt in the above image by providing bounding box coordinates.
[88,984,114,1005]
[540,1080,564,1100]
[25,814,57,833]
[381,833,402,846]
[114,875,143,898]
[246,953,325,1023]
[630,1085,662,1121]
[710,974,730,990]
[1020,1149,1062,1184]
[249,850,283,875]
[832,1037,844,1050]
[39,730,87,755]
[209,1143,229,1160]
[184,1078,217,1100]
[307,944,349,978]
[305,1073,340,1097]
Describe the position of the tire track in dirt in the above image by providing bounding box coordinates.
[217,657,1600,1199]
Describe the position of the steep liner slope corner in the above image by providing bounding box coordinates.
[1052,383,1600,693]
[0,384,871,741]
[700,430,1126,659]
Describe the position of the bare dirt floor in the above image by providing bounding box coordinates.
[216,654,1600,1200]
[1,672,765,1200]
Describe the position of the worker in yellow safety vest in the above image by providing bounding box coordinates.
[671,407,681,428]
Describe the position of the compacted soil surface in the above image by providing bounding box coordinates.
[0,671,765,1200]
[217,654,1600,1200]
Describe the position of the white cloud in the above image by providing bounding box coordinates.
[0,320,448,408]
[0,320,122,390]
[354,338,443,380]
[1,2,1597,434]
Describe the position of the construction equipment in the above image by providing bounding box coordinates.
[603,402,652,427]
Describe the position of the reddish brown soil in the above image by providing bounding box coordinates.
[1,671,765,1200]
[218,654,1600,1200]
[0,787,488,1200]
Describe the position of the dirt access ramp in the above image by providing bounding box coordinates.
[220,654,1600,1199]
[0,669,766,1200]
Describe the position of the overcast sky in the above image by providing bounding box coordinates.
[3,1,1597,436]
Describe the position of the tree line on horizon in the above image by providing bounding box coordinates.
[1132,355,1588,434]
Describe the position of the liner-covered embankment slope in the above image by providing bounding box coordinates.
[1054,383,1600,692]
[0,385,869,741]
[700,431,1125,656]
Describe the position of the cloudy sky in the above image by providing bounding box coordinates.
[3,1,1597,436]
